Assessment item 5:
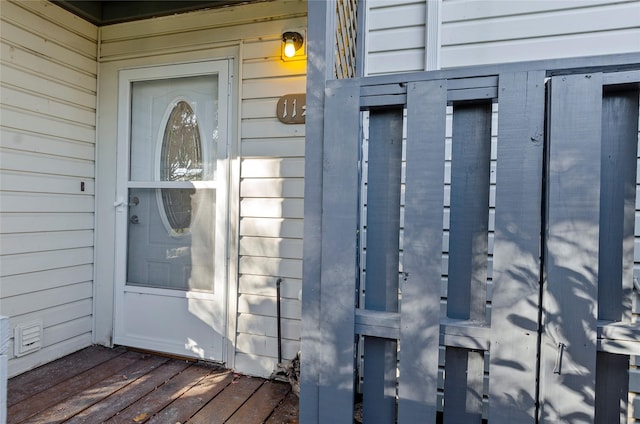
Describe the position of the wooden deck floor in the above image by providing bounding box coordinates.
[7,346,298,424]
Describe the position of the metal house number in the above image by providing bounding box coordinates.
[277,93,306,124]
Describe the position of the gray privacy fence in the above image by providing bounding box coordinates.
[301,54,640,423]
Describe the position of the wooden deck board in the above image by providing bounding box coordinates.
[188,375,264,424]
[266,392,299,424]
[8,351,141,424]
[227,380,291,424]
[65,359,192,424]
[146,369,233,424]
[7,346,299,424]
[20,354,169,424]
[104,363,212,423]
[7,346,125,407]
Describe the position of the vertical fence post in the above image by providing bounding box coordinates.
[301,0,337,421]
[318,79,360,424]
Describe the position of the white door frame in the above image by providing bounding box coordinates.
[113,59,233,362]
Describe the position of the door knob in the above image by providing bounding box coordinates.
[130,215,140,224]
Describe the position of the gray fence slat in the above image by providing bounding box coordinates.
[360,94,406,108]
[397,80,447,423]
[360,76,498,97]
[487,70,545,423]
[360,84,406,97]
[540,72,603,422]
[362,107,403,423]
[318,79,360,424]
[441,318,490,350]
[447,102,492,321]
[447,87,498,102]
[602,70,640,85]
[360,87,500,108]
[355,309,400,339]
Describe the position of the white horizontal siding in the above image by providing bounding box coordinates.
[1,128,95,161]
[0,171,95,195]
[236,27,305,376]
[239,275,301,298]
[1,232,94,264]
[240,178,304,198]
[240,198,304,219]
[242,76,307,98]
[240,157,305,178]
[240,217,304,239]
[0,0,97,378]
[1,248,94,277]
[364,0,640,74]
[1,265,94,298]
[442,2,639,46]
[442,0,640,68]
[365,1,426,75]
[239,236,303,259]
[0,213,94,234]
[236,292,301,358]
[239,257,303,280]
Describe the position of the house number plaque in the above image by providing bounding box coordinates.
[277,93,306,124]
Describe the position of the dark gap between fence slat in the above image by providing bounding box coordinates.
[447,102,492,321]
[441,99,491,423]
[598,88,638,322]
[365,107,403,313]
[443,348,484,423]
[594,85,639,422]
[362,106,403,424]
[595,352,630,423]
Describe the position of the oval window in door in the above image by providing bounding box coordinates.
[160,100,201,234]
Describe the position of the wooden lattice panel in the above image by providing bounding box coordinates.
[335,0,357,79]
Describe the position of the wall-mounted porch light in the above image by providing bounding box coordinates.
[282,31,304,60]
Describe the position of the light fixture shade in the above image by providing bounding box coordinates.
[282,31,304,60]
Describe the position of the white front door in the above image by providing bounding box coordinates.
[114,61,230,362]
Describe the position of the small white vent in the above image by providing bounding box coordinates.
[14,321,43,357]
